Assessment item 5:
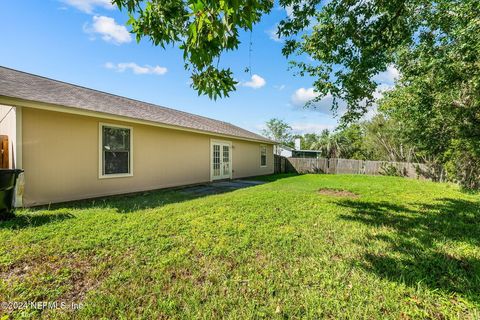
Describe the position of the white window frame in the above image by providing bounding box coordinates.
[260,145,267,167]
[99,122,133,179]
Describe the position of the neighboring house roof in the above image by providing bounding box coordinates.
[277,145,294,151]
[0,66,274,143]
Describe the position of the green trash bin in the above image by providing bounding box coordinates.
[0,169,23,220]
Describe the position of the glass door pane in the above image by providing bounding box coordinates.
[222,145,230,176]
[213,144,220,177]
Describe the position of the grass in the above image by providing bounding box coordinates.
[0,174,479,319]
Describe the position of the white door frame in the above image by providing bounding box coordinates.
[210,139,232,181]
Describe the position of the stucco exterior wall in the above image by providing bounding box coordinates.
[21,107,273,206]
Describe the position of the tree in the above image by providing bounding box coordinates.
[262,118,293,151]
[336,124,371,160]
[309,129,348,159]
[113,0,273,99]
[362,115,416,162]
[290,121,407,160]
[377,0,480,188]
[114,1,477,120]
[300,133,320,150]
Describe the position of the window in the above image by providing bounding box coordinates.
[260,145,267,167]
[100,124,132,177]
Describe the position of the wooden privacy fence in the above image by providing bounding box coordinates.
[276,156,428,179]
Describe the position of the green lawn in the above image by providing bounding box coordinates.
[1,174,479,319]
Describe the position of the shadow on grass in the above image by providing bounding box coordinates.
[0,178,273,228]
[336,198,480,303]
[22,174,293,215]
[55,189,204,214]
[0,212,74,230]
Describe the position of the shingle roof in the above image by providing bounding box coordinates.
[0,66,273,143]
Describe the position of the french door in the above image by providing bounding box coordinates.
[211,140,232,180]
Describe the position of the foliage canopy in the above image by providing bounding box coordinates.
[114,0,478,121]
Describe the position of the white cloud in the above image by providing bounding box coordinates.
[61,0,114,14]
[274,84,286,91]
[361,105,378,121]
[291,87,347,115]
[290,122,336,134]
[85,16,131,45]
[241,74,266,89]
[373,83,394,100]
[291,87,324,106]
[373,65,400,84]
[105,62,168,75]
[285,5,294,18]
[266,24,282,42]
[354,83,392,119]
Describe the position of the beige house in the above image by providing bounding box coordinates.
[0,67,274,206]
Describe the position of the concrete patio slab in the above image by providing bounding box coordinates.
[179,180,265,197]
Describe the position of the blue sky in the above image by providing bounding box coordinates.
[0,0,397,135]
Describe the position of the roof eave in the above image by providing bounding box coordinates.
[0,95,276,145]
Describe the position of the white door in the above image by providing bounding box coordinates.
[211,141,232,180]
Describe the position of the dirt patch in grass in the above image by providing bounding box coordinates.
[318,188,359,198]
[0,252,112,304]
